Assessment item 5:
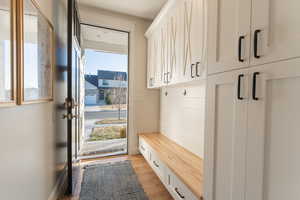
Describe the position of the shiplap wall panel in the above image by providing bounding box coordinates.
[160,82,206,157]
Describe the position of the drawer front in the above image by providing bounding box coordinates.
[139,138,149,161]
[150,151,166,182]
[166,169,199,200]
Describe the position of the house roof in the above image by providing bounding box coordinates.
[97,70,127,81]
[85,75,98,87]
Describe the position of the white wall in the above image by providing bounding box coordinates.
[160,82,206,158]
[79,5,161,154]
[0,1,68,200]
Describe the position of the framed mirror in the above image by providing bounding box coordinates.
[18,0,54,104]
[0,0,16,106]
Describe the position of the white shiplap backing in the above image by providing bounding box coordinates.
[160,82,206,158]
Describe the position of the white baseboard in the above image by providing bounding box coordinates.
[48,167,68,200]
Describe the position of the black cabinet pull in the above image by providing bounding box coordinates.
[252,72,260,100]
[196,62,201,77]
[153,160,159,168]
[238,36,245,62]
[254,30,261,59]
[237,74,244,100]
[191,64,195,78]
[175,188,185,199]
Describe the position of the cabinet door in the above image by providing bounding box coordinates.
[207,0,251,74]
[190,0,206,80]
[204,69,249,200]
[160,26,169,86]
[173,0,186,84]
[154,30,163,87]
[182,0,194,82]
[250,0,300,65]
[246,58,300,200]
[147,35,155,88]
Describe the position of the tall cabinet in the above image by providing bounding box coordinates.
[204,0,300,199]
[205,58,300,200]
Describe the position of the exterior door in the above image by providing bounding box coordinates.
[207,0,251,74]
[250,0,300,65]
[204,69,249,200]
[73,41,81,159]
[246,58,300,200]
[66,0,81,193]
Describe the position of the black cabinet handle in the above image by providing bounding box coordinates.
[175,188,185,199]
[238,36,245,62]
[191,64,195,78]
[153,161,159,168]
[254,30,261,59]
[196,62,201,77]
[237,74,244,100]
[252,72,260,100]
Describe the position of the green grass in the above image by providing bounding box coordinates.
[88,126,126,141]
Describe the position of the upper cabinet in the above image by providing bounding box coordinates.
[207,0,300,74]
[146,0,207,88]
[147,0,300,87]
[250,0,300,66]
[207,0,252,74]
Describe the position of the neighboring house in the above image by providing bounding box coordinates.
[85,75,99,105]
[85,70,127,106]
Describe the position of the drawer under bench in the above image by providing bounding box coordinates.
[138,133,203,200]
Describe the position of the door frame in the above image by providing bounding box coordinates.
[79,19,136,156]
[80,22,130,157]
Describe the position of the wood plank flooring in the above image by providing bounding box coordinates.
[60,155,173,200]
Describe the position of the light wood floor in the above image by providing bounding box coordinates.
[60,155,173,200]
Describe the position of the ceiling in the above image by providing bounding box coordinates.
[81,24,129,54]
[78,0,168,20]
[81,25,128,46]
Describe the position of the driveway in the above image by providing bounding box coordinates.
[85,110,127,120]
[81,110,128,157]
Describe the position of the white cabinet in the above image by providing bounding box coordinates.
[246,58,300,200]
[207,0,252,74]
[207,0,300,75]
[250,0,300,65]
[146,0,207,88]
[205,58,300,200]
[166,168,198,200]
[204,69,249,200]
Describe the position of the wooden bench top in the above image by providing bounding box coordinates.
[139,132,203,199]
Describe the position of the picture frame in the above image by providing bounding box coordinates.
[17,0,54,104]
[0,0,17,107]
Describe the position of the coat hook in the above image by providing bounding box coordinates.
[165,91,168,96]
[183,89,187,96]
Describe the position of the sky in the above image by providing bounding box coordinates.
[84,49,128,75]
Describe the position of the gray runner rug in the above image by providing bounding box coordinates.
[79,160,149,200]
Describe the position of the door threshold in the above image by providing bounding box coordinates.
[78,151,128,161]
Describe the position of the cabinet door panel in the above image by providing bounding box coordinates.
[154,30,163,87]
[204,70,249,200]
[190,0,206,79]
[207,0,251,74]
[250,0,300,65]
[147,36,155,88]
[246,58,300,200]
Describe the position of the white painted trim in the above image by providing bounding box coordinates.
[79,11,137,156]
[47,167,68,200]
